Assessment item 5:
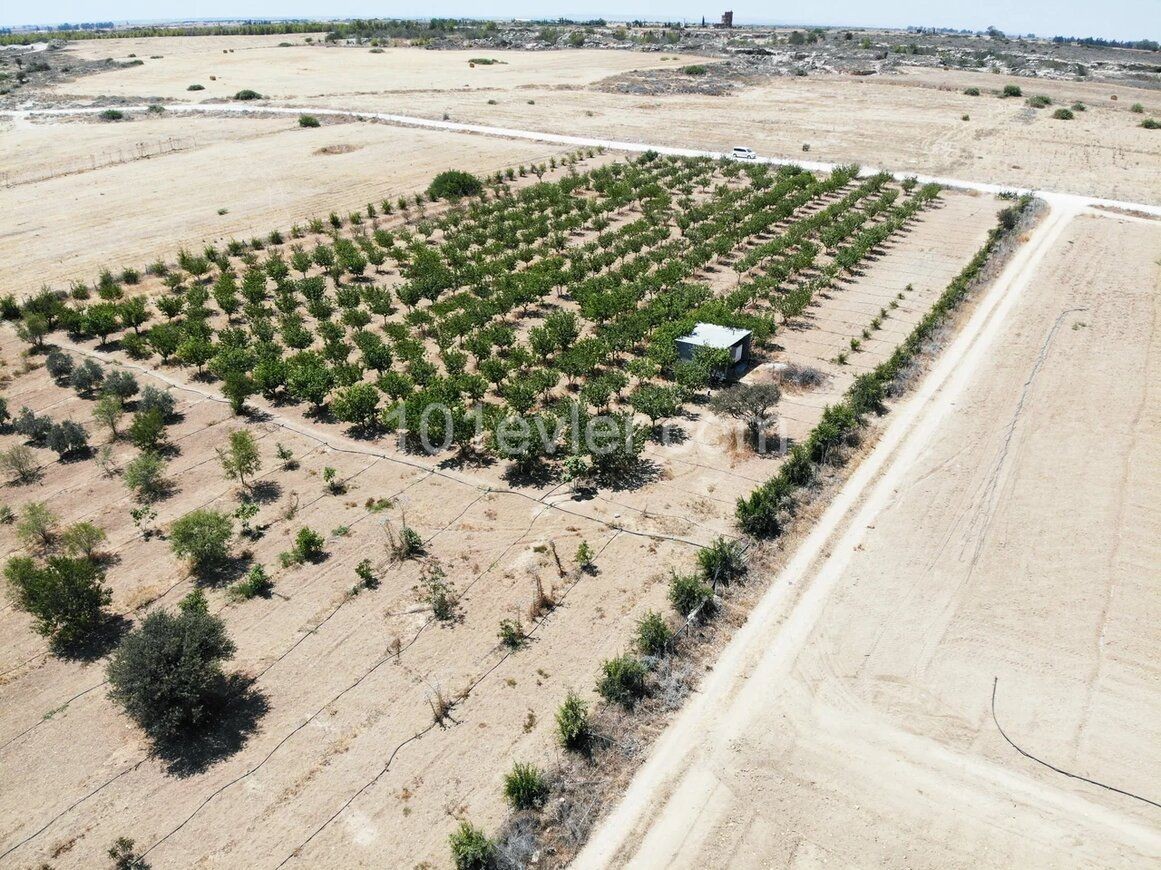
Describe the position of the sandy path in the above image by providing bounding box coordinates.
[575,205,1161,865]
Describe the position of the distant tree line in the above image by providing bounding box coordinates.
[1051,35,1160,51]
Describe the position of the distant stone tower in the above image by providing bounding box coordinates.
[721,10,734,27]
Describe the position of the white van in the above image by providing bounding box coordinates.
[731,146,758,160]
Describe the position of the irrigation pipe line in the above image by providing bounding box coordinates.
[990,677,1160,811]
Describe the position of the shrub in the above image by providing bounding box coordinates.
[498,617,525,649]
[503,762,549,810]
[354,558,379,590]
[635,610,673,656]
[233,89,262,100]
[421,568,456,620]
[575,539,594,569]
[668,571,714,618]
[131,395,174,441]
[682,64,708,75]
[123,452,167,501]
[428,170,484,201]
[99,109,125,122]
[107,836,148,870]
[390,524,424,559]
[555,689,590,750]
[187,83,205,91]
[4,555,111,649]
[1130,102,1144,113]
[228,564,273,601]
[1052,108,1075,120]
[596,654,648,707]
[1001,84,1022,98]
[448,820,494,870]
[698,536,747,585]
[169,509,233,572]
[1142,118,1161,130]
[293,526,326,562]
[1027,94,1052,108]
[17,501,59,552]
[1,444,40,484]
[298,114,320,128]
[106,589,237,740]
[963,86,980,96]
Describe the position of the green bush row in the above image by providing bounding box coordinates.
[736,195,1035,537]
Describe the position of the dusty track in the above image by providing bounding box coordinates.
[575,204,1161,866]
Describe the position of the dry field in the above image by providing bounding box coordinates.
[0,116,568,292]
[48,40,708,103]
[334,69,1160,204]
[578,209,1161,867]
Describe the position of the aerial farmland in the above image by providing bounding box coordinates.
[0,17,1158,870]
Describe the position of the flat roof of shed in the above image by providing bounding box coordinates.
[676,323,752,348]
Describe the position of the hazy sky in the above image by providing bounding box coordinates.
[3,1,1157,42]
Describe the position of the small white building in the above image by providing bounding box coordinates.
[675,323,752,379]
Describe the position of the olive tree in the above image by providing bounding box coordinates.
[4,555,111,650]
[106,589,237,740]
[709,382,782,445]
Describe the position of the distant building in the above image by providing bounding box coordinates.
[675,323,752,379]
[719,10,734,28]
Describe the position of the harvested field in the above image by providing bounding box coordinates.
[291,68,1161,204]
[578,209,1161,868]
[45,40,709,102]
[0,119,568,291]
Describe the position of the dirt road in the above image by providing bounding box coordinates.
[11,105,1161,217]
[575,204,1161,867]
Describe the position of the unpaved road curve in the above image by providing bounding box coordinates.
[575,203,1161,866]
[8,104,1161,216]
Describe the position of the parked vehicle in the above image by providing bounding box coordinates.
[731,146,758,160]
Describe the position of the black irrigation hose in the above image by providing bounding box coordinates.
[991,677,1161,811]
[276,531,622,867]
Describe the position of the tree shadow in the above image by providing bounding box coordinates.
[195,553,254,588]
[653,423,688,445]
[247,479,282,505]
[501,459,557,488]
[155,675,269,778]
[595,457,663,493]
[438,448,496,472]
[53,613,132,663]
[242,407,273,424]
